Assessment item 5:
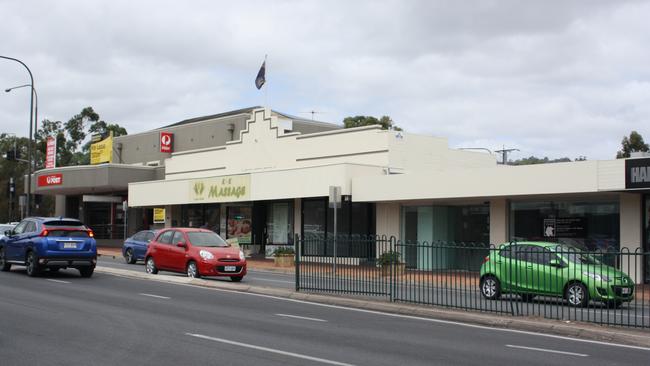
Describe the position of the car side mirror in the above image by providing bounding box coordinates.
[176,241,187,248]
[4,230,13,237]
[549,259,564,267]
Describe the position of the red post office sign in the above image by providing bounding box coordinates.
[38,173,63,187]
[160,132,173,153]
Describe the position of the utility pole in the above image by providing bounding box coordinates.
[494,146,519,165]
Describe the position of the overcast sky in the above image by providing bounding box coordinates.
[1,0,649,161]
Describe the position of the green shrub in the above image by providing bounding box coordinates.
[377,251,401,265]
[273,247,295,256]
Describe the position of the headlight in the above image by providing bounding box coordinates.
[583,272,610,282]
[239,250,246,260]
[199,250,214,260]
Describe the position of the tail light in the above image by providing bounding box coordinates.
[482,256,490,264]
[40,229,49,237]
[88,230,95,238]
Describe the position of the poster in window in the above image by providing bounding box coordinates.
[227,206,252,244]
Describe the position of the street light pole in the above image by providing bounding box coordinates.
[1,55,35,216]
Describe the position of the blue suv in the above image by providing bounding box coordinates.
[0,217,97,277]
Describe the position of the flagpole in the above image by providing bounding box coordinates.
[264,54,268,110]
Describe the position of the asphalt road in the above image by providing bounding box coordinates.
[1,266,649,366]
[98,256,650,327]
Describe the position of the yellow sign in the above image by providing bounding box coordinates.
[189,175,250,203]
[153,208,166,223]
[90,132,113,165]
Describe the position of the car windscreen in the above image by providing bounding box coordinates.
[187,232,228,247]
[46,230,89,238]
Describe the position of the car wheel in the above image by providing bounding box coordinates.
[566,282,589,307]
[230,276,243,282]
[0,247,11,272]
[480,275,501,300]
[124,249,136,264]
[145,257,158,274]
[520,293,536,302]
[186,261,200,279]
[79,267,94,278]
[25,251,42,277]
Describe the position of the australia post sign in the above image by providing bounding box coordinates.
[625,158,650,189]
[160,132,173,153]
[38,174,63,187]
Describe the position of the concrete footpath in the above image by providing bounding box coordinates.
[94,255,650,349]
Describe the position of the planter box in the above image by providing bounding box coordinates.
[274,255,295,267]
[380,263,406,276]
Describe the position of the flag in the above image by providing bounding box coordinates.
[255,60,266,89]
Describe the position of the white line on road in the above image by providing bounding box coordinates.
[100,270,650,352]
[252,278,293,284]
[186,333,355,366]
[276,313,328,322]
[139,293,170,299]
[46,279,71,284]
[506,345,588,357]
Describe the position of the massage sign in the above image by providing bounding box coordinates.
[189,175,251,203]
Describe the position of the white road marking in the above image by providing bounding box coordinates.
[186,333,355,366]
[252,278,293,284]
[506,345,588,357]
[100,271,650,352]
[276,313,328,322]
[139,293,170,299]
[46,279,71,284]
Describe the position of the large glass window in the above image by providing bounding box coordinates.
[509,200,620,251]
[181,204,220,233]
[266,201,293,245]
[401,204,490,270]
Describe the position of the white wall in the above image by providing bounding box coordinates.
[620,193,643,282]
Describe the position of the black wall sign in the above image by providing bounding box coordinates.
[625,158,650,189]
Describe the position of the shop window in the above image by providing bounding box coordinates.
[267,201,293,245]
[509,200,620,252]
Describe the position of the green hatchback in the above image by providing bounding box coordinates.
[479,242,634,308]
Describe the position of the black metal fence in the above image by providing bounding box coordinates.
[295,235,650,329]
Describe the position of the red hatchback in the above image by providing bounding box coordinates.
[144,228,246,281]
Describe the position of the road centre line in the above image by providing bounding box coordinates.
[100,271,650,352]
[251,278,294,284]
[186,333,355,366]
[506,345,588,357]
[139,293,171,299]
[276,313,328,322]
[46,279,71,284]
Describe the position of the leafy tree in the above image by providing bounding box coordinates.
[510,156,572,165]
[616,131,649,158]
[343,115,403,131]
[35,106,127,167]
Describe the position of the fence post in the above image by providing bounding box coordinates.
[295,234,300,292]
[389,236,395,302]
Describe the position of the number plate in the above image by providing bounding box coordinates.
[621,287,631,295]
[63,242,77,249]
[224,266,236,272]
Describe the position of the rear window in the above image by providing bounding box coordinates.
[187,231,228,247]
[44,220,85,228]
[47,230,89,238]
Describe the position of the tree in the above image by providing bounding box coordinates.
[616,131,649,158]
[510,156,572,165]
[343,115,403,131]
[35,106,128,167]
